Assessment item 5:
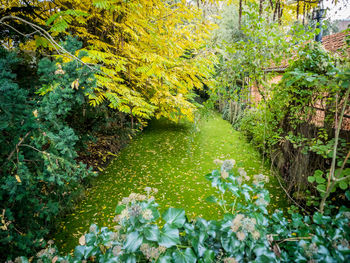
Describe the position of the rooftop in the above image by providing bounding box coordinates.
[322,31,349,53]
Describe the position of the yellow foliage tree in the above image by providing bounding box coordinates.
[45,0,216,124]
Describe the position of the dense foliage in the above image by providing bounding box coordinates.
[1,0,349,261]
[239,43,350,205]
[210,3,314,130]
[211,2,349,210]
[0,38,99,258]
[2,0,216,124]
[18,161,350,262]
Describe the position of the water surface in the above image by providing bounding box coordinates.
[53,112,287,252]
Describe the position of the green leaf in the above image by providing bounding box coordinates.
[314,170,323,177]
[115,204,126,214]
[158,254,172,263]
[205,195,217,203]
[172,248,197,263]
[159,224,180,248]
[202,249,215,263]
[307,176,315,183]
[123,231,143,252]
[345,190,350,200]
[339,181,348,190]
[316,184,326,193]
[162,208,186,228]
[74,245,85,259]
[254,244,271,257]
[84,246,96,258]
[313,212,330,225]
[46,13,59,25]
[220,235,240,253]
[316,176,326,184]
[35,36,49,48]
[93,0,110,9]
[242,189,250,201]
[120,254,137,263]
[143,224,160,242]
[85,232,97,245]
[342,168,350,176]
[50,19,69,33]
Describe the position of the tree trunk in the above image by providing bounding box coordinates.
[273,1,279,21]
[239,0,242,30]
[296,0,300,20]
[259,0,264,16]
[278,4,283,24]
[302,1,306,25]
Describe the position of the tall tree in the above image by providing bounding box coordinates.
[1,0,216,124]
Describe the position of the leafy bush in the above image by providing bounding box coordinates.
[239,106,282,153]
[239,43,349,204]
[0,38,96,259]
[22,160,350,262]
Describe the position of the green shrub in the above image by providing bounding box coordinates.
[239,106,282,154]
[239,44,349,204]
[0,38,95,259]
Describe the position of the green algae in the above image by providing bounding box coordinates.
[53,112,288,253]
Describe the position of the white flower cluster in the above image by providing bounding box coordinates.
[213,159,223,165]
[119,193,147,205]
[144,186,158,195]
[214,159,236,179]
[112,245,122,257]
[237,168,250,184]
[223,258,238,263]
[222,159,236,171]
[129,204,142,217]
[116,191,156,222]
[221,169,229,179]
[214,159,236,171]
[231,214,260,241]
[119,208,130,221]
[140,243,166,260]
[253,174,268,186]
[142,209,153,220]
[301,242,318,258]
[255,193,269,206]
[89,224,97,233]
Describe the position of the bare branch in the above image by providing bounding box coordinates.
[272,166,312,214]
[7,131,31,161]
[277,236,312,244]
[1,23,38,38]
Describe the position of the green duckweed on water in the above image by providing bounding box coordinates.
[53,112,288,253]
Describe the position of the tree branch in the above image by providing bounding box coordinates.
[320,84,350,213]
[7,131,31,161]
[0,15,113,79]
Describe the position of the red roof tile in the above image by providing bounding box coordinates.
[322,31,348,54]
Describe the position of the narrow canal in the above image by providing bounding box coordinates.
[53,112,287,252]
